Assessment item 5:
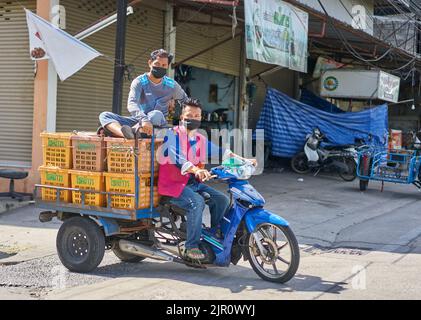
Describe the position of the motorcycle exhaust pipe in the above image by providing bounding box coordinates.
[158,243,183,256]
[118,239,174,262]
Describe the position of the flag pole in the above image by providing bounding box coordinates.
[112,0,128,115]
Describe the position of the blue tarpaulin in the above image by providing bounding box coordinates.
[300,88,344,113]
[256,87,389,158]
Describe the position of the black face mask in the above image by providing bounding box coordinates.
[182,119,201,130]
[151,66,167,79]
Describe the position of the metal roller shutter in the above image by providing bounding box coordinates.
[175,8,241,76]
[0,0,35,167]
[56,0,164,131]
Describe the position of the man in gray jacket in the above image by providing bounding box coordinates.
[99,49,188,138]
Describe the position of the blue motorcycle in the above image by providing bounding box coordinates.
[152,160,300,283]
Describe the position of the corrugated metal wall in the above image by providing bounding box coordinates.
[0,0,35,166]
[175,8,241,76]
[56,0,164,131]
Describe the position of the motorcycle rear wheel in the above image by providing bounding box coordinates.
[246,223,300,283]
[339,157,357,182]
[291,152,310,174]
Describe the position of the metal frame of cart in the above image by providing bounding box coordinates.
[356,146,421,191]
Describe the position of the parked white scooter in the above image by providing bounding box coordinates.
[291,128,357,181]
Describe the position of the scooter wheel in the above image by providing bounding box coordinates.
[339,158,357,182]
[291,152,310,174]
[246,223,300,283]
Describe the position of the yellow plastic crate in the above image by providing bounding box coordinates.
[38,166,71,202]
[103,172,159,210]
[69,170,104,207]
[41,132,73,168]
[71,133,106,172]
[104,137,163,174]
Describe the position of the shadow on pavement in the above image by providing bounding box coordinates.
[87,259,347,295]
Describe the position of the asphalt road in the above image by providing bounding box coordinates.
[1,169,421,300]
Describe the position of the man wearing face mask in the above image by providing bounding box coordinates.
[158,98,257,261]
[98,49,188,138]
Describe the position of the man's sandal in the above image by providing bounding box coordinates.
[185,248,205,260]
[121,125,150,140]
[96,126,113,137]
[121,125,135,139]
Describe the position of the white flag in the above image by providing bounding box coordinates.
[25,9,102,81]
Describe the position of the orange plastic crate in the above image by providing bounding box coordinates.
[103,172,159,210]
[104,137,163,174]
[71,133,106,171]
[69,170,104,207]
[38,166,71,202]
[41,132,73,168]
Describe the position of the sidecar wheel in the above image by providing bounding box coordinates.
[359,179,369,191]
[246,223,299,283]
[56,216,105,273]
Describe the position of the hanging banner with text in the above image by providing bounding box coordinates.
[245,0,308,73]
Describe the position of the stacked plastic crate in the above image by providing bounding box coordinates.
[39,132,74,203]
[69,133,106,207]
[103,137,162,210]
[39,131,162,210]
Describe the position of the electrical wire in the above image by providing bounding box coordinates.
[316,0,419,73]
[382,0,421,33]
[337,0,405,63]
[339,0,418,65]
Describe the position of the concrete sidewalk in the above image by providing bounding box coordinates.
[0,205,59,265]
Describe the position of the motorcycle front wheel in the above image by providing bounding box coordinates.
[291,152,310,174]
[246,223,300,283]
[339,157,357,182]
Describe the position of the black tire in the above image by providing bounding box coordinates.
[56,216,105,273]
[246,224,300,283]
[290,152,310,174]
[339,158,357,182]
[360,179,369,191]
[112,245,146,263]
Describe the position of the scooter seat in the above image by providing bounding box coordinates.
[323,144,353,150]
[160,192,211,214]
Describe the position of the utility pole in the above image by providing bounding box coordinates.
[112,0,128,115]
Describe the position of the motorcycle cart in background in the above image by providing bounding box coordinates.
[357,147,421,191]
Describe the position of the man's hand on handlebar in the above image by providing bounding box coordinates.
[190,167,215,182]
[231,153,258,167]
[247,159,258,167]
[195,169,213,182]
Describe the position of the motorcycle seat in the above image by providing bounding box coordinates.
[323,144,354,150]
[160,192,211,214]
